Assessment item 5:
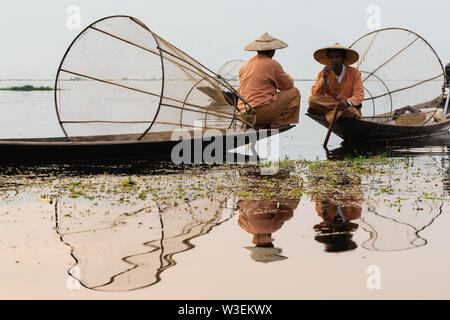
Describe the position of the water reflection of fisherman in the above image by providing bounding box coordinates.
[312,193,363,252]
[238,199,298,262]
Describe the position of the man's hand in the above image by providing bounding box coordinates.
[337,101,349,111]
[323,65,332,80]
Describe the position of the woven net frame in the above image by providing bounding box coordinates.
[349,27,446,125]
[54,16,255,142]
[217,60,246,82]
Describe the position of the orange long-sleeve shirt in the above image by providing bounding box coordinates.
[238,54,293,109]
[311,65,364,107]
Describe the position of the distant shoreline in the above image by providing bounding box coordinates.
[0,85,53,91]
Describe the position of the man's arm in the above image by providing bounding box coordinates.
[273,60,293,90]
[346,69,364,106]
[311,71,327,95]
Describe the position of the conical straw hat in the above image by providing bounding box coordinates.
[245,246,288,263]
[244,33,288,51]
[313,42,359,65]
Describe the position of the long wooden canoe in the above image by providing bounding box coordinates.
[0,126,293,163]
[307,92,450,143]
[306,112,450,143]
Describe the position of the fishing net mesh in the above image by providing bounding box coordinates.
[55,16,254,141]
[217,59,246,89]
[350,28,445,122]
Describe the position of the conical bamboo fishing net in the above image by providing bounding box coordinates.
[55,16,255,141]
[350,28,445,123]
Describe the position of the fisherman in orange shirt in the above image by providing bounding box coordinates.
[308,43,364,124]
[238,33,300,129]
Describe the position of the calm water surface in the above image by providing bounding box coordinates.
[1,81,450,299]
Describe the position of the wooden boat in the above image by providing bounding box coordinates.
[307,112,450,142]
[0,126,293,163]
[307,98,450,143]
[0,16,295,163]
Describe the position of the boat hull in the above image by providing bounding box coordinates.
[306,113,450,142]
[0,126,293,163]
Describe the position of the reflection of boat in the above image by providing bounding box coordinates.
[444,165,450,194]
[54,197,236,291]
[326,133,450,160]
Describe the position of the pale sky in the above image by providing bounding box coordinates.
[0,0,448,79]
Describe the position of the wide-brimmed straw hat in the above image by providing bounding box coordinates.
[313,42,359,65]
[244,33,288,51]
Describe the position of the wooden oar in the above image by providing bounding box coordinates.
[323,108,339,148]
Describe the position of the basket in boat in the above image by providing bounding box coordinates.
[394,113,427,126]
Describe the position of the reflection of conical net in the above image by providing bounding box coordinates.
[359,203,444,252]
[350,28,445,122]
[56,198,235,291]
[55,16,255,141]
